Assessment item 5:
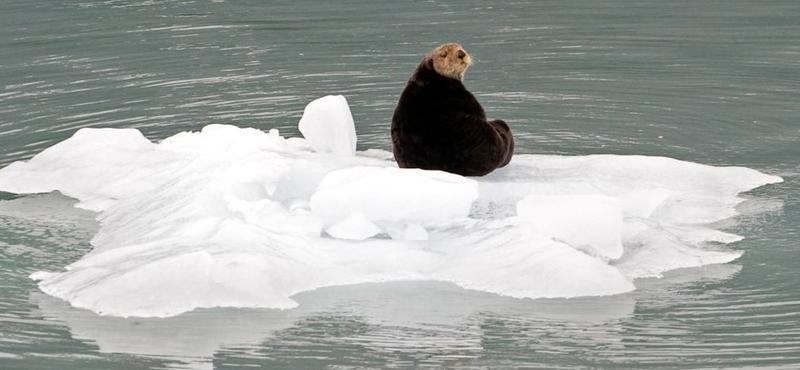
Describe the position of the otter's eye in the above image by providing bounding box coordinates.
[441,52,448,58]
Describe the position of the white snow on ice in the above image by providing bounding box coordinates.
[0,95,783,317]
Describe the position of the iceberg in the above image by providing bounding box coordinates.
[0,95,783,317]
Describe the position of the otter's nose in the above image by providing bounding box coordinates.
[457,50,466,59]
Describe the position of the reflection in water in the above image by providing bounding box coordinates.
[32,281,637,369]
[32,293,295,369]
[30,264,758,369]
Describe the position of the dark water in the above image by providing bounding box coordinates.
[1,0,798,369]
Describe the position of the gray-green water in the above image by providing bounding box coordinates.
[1,0,798,369]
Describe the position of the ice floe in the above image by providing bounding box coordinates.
[0,95,783,317]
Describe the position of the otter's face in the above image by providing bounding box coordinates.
[429,43,472,81]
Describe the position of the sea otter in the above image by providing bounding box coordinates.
[391,43,514,177]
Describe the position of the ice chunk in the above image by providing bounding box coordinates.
[326,213,382,240]
[310,167,479,226]
[517,195,624,260]
[298,95,357,156]
[0,95,784,318]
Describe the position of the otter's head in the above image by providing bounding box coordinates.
[426,43,472,81]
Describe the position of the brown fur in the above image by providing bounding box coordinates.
[391,43,514,177]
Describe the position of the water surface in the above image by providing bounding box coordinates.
[1,0,798,369]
